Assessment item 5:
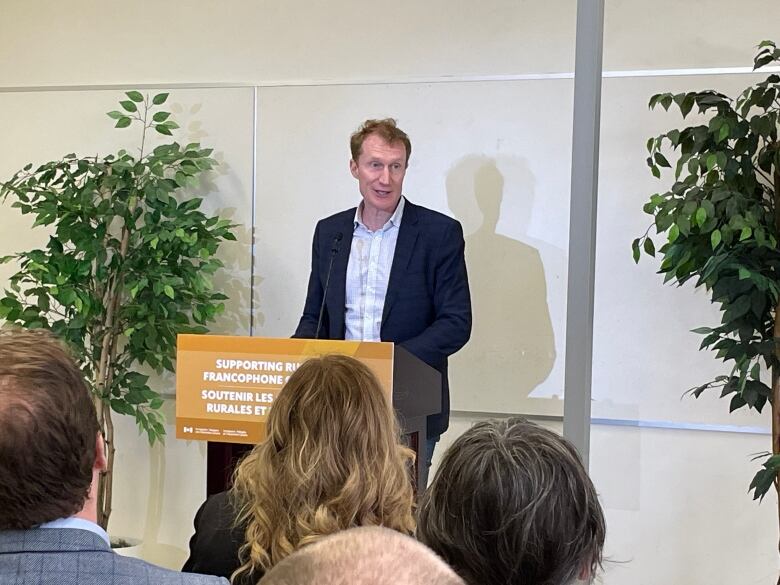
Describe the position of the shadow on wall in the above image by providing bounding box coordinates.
[119,398,201,569]
[174,99,256,336]
[137,399,184,568]
[447,156,556,406]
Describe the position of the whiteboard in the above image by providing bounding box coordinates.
[253,80,574,416]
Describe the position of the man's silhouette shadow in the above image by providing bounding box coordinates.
[447,156,556,411]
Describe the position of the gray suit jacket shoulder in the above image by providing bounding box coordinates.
[0,528,229,585]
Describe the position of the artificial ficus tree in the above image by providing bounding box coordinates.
[634,41,780,560]
[0,91,236,530]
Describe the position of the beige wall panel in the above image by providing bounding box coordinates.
[595,72,773,428]
[254,80,572,416]
[591,425,777,584]
[604,0,780,71]
[4,0,777,88]
[0,1,576,87]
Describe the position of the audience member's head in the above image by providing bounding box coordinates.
[417,417,606,585]
[258,526,464,585]
[232,354,415,581]
[0,327,104,530]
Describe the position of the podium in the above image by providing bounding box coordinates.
[175,335,441,493]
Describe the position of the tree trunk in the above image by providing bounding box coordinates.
[93,196,137,530]
[773,168,780,584]
[95,399,115,530]
[773,349,780,585]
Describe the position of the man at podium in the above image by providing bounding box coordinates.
[293,118,472,480]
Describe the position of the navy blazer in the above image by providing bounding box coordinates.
[293,199,472,438]
[182,492,250,584]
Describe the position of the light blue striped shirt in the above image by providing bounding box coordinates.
[344,197,405,341]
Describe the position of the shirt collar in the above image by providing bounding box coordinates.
[39,517,111,546]
[354,196,406,231]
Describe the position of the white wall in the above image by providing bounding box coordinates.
[2,1,780,582]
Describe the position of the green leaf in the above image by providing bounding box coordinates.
[738,267,751,280]
[107,110,125,119]
[643,238,655,257]
[152,111,171,123]
[695,207,707,227]
[717,123,730,143]
[115,117,132,129]
[155,124,173,136]
[690,327,713,334]
[631,238,641,263]
[654,152,671,168]
[727,295,752,321]
[680,93,695,117]
[110,399,135,416]
[152,92,169,105]
[125,90,144,103]
[164,285,175,299]
[740,226,752,241]
[729,393,746,412]
[668,223,680,243]
[120,100,138,113]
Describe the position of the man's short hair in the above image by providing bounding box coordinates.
[417,417,606,585]
[0,327,99,529]
[350,118,412,165]
[258,526,464,585]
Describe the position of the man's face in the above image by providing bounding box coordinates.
[350,133,407,218]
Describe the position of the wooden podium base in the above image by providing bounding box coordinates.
[206,442,252,496]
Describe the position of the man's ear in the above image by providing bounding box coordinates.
[94,432,108,473]
[578,563,591,582]
[349,159,359,179]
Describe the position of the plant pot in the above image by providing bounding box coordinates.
[111,536,143,558]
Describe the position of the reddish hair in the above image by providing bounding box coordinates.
[350,118,411,165]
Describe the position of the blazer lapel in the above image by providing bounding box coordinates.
[382,201,419,325]
[326,211,355,339]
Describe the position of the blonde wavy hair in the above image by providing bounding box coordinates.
[231,354,415,583]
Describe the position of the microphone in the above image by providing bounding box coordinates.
[316,232,343,339]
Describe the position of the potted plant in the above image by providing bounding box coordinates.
[0,90,236,531]
[633,41,780,561]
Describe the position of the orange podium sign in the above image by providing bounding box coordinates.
[175,334,394,444]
